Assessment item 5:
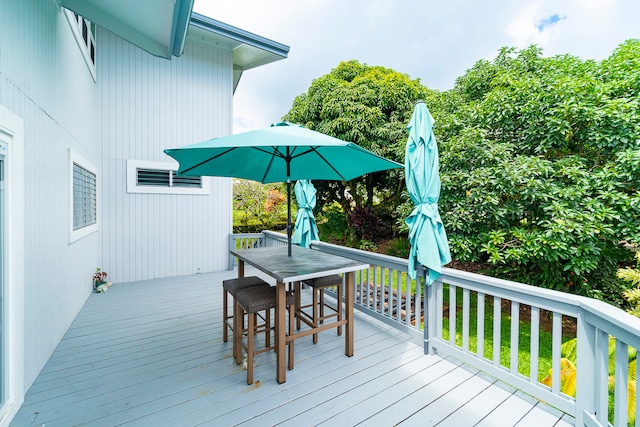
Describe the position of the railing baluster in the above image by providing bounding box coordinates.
[415,273,422,328]
[510,301,520,374]
[373,266,379,314]
[596,330,609,424]
[405,272,412,326]
[462,288,470,352]
[493,296,501,366]
[394,270,402,322]
[614,339,629,427]
[530,306,540,384]
[449,284,457,346]
[477,292,485,359]
[634,356,640,427]
[385,267,391,317]
[551,312,562,395]
[436,279,443,339]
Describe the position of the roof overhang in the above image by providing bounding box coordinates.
[59,0,194,59]
[188,13,290,92]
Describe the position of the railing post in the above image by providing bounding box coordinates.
[575,309,596,426]
[424,273,439,355]
[228,234,235,270]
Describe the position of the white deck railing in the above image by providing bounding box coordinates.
[230,231,640,426]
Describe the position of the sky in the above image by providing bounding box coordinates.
[193,0,640,134]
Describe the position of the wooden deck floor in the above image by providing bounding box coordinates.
[11,269,575,426]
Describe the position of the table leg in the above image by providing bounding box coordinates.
[276,280,286,383]
[234,260,245,362]
[345,271,354,356]
[238,260,245,278]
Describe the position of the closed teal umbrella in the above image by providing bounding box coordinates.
[291,180,320,248]
[165,122,402,256]
[405,101,451,284]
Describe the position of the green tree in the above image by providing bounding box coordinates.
[283,60,429,222]
[398,41,640,303]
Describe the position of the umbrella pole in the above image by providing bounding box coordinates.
[287,177,292,256]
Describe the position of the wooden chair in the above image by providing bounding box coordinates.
[222,276,270,360]
[234,286,296,384]
[294,274,343,344]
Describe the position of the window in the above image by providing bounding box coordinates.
[69,150,98,242]
[127,160,209,195]
[73,163,96,230]
[64,9,96,80]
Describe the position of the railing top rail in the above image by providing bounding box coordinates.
[234,232,640,341]
[235,232,267,238]
[581,297,640,346]
[310,240,412,272]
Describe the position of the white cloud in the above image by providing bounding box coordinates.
[193,0,640,134]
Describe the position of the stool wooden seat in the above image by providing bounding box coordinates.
[222,276,270,362]
[295,274,343,344]
[235,286,296,384]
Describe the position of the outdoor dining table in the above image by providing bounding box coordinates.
[229,245,369,383]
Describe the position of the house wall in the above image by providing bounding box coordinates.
[0,0,102,396]
[0,0,235,417]
[97,31,234,283]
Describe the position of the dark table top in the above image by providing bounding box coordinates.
[230,245,369,283]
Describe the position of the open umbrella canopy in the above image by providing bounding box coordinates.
[405,101,451,284]
[291,180,320,248]
[164,122,402,255]
[164,122,402,183]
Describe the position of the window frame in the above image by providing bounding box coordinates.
[126,160,210,195]
[69,150,98,243]
[64,8,97,81]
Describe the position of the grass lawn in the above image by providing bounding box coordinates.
[354,267,575,382]
[441,287,576,381]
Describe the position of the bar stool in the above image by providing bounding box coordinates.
[234,286,296,384]
[223,276,270,361]
[294,274,343,344]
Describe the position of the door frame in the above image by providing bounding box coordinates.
[0,104,25,427]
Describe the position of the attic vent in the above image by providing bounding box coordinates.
[127,160,209,195]
[137,168,202,188]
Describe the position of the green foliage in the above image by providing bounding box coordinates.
[359,240,378,252]
[283,60,429,224]
[316,201,348,242]
[385,237,411,258]
[441,289,562,380]
[621,252,640,317]
[233,180,290,231]
[436,40,640,304]
[548,337,638,425]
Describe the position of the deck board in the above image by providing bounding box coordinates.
[11,269,574,427]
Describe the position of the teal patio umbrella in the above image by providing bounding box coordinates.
[292,180,320,248]
[405,101,451,284]
[165,122,402,256]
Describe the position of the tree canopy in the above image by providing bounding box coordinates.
[422,40,640,303]
[283,60,430,219]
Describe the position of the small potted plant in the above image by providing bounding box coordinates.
[93,268,111,292]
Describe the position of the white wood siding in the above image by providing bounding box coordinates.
[97,31,234,283]
[0,0,102,394]
[0,0,236,410]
